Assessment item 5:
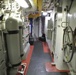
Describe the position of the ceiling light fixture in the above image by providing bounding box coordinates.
[15,0,29,8]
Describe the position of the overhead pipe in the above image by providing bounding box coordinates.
[24,0,37,12]
[26,0,32,8]
[68,0,74,12]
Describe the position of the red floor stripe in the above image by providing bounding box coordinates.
[42,42,49,53]
[45,62,70,72]
[22,45,34,75]
[43,43,70,73]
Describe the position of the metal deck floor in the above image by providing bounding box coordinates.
[26,41,68,75]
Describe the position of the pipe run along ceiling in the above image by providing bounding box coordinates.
[28,0,43,18]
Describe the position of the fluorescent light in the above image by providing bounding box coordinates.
[68,13,72,17]
[43,12,47,16]
[57,13,62,17]
[15,0,29,8]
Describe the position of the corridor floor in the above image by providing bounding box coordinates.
[26,41,68,75]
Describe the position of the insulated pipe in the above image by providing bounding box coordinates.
[0,31,5,64]
[5,17,21,66]
[24,0,36,12]
[19,21,24,58]
[0,61,6,75]
[0,31,6,75]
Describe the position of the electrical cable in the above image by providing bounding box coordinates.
[48,0,52,8]
[68,0,74,13]
[63,26,74,63]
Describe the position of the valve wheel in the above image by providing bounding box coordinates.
[63,26,74,63]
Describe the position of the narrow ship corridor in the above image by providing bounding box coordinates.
[0,0,76,75]
[25,41,68,75]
